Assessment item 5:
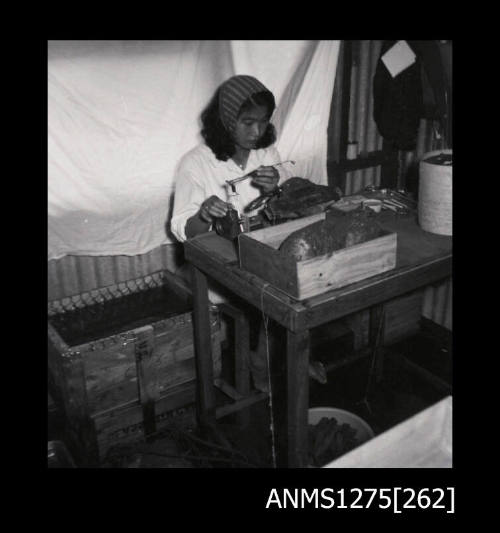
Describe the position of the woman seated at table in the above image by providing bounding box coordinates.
[170,74,292,241]
[170,74,326,390]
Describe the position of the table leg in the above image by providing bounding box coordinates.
[286,329,310,468]
[369,304,386,383]
[218,302,251,427]
[190,265,216,429]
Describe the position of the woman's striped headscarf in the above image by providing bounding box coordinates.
[218,75,275,133]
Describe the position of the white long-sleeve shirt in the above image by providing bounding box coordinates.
[170,143,293,242]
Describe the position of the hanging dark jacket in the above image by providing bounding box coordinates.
[373,40,450,150]
[373,40,423,150]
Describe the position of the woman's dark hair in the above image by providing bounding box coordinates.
[201,90,277,161]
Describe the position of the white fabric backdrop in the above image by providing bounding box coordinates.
[48,40,339,259]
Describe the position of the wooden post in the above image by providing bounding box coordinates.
[190,265,217,429]
[327,40,352,193]
[286,329,310,468]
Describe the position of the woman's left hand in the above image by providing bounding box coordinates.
[250,166,279,193]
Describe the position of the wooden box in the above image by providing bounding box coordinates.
[47,270,222,465]
[238,212,397,300]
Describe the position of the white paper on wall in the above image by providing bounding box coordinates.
[381,40,416,78]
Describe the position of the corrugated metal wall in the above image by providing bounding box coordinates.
[344,40,384,195]
[47,243,183,302]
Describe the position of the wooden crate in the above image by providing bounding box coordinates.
[47,271,222,465]
[238,212,397,300]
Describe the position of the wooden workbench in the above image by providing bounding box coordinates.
[184,212,452,468]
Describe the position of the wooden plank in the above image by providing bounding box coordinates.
[155,327,199,361]
[154,353,196,390]
[154,331,222,391]
[238,233,298,298]
[240,212,326,248]
[327,150,390,173]
[152,382,197,421]
[134,325,158,436]
[94,400,145,453]
[80,341,138,414]
[296,232,397,299]
[214,378,244,401]
[296,262,452,331]
[93,383,195,434]
[215,391,268,419]
[286,329,310,468]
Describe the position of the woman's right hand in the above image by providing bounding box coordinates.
[199,195,231,222]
